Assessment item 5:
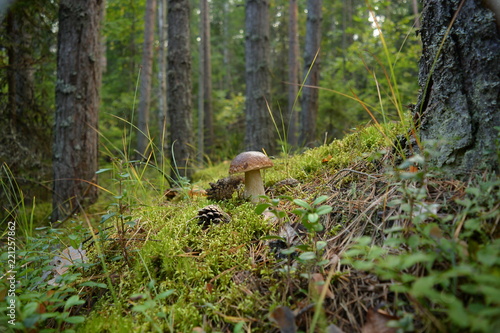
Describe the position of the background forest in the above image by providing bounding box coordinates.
[0,0,420,213]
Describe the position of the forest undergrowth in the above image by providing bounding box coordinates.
[1,121,499,333]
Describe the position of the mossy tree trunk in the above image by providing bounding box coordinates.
[167,0,194,181]
[53,0,103,221]
[415,0,500,176]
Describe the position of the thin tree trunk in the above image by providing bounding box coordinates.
[411,0,420,29]
[137,0,157,159]
[222,2,232,95]
[287,0,299,147]
[414,0,500,176]
[201,0,213,158]
[300,0,322,147]
[244,0,274,154]
[158,0,168,159]
[198,19,204,165]
[167,0,194,181]
[53,0,103,221]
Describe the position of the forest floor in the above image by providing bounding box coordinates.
[4,122,499,333]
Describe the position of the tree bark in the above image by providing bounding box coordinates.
[6,8,35,130]
[53,0,103,221]
[287,0,299,147]
[414,0,500,176]
[201,0,214,158]
[167,0,194,181]
[244,0,274,154]
[137,0,157,159]
[158,0,168,158]
[300,0,322,147]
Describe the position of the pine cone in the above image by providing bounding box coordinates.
[197,204,231,228]
[206,175,244,201]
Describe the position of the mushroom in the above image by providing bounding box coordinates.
[229,151,273,203]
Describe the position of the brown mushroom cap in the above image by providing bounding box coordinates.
[229,151,273,174]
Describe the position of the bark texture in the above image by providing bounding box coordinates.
[244,0,274,153]
[300,0,322,147]
[287,0,299,147]
[137,0,157,158]
[201,0,214,157]
[53,0,103,221]
[167,0,194,180]
[415,0,500,176]
[157,0,168,157]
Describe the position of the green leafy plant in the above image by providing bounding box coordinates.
[256,195,332,270]
[0,225,97,332]
[343,156,500,332]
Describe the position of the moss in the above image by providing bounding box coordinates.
[79,122,409,332]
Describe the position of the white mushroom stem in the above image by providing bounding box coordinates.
[244,169,266,203]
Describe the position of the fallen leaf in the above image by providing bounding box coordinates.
[322,155,333,163]
[269,306,297,333]
[327,323,345,333]
[47,246,88,286]
[310,273,334,300]
[361,308,398,333]
[192,327,205,333]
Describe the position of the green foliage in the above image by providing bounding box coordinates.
[256,195,332,271]
[318,0,420,142]
[0,225,93,332]
[343,157,500,332]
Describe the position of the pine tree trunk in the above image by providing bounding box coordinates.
[244,0,274,154]
[300,0,322,147]
[201,0,214,158]
[167,0,194,180]
[53,0,103,221]
[414,0,500,176]
[158,0,168,158]
[287,0,299,147]
[137,0,157,159]
[6,9,34,130]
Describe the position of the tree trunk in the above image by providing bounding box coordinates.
[300,0,322,147]
[53,0,103,221]
[158,0,168,158]
[6,8,35,131]
[287,0,299,147]
[167,0,194,181]
[411,0,421,29]
[137,0,157,159]
[244,0,274,154]
[414,0,500,176]
[201,0,214,159]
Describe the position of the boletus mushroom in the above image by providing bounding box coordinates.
[229,151,273,203]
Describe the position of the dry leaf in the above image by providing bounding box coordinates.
[270,306,297,333]
[205,283,214,294]
[327,323,345,333]
[192,328,205,333]
[47,246,88,286]
[322,155,333,163]
[311,273,334,300]
[361,308,398,333]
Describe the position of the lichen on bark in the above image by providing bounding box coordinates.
[415,0,500,176]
